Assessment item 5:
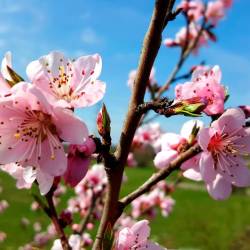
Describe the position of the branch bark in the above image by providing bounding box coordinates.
[45,191,71,250]
[120,144,201,207]
[93,1,176,249]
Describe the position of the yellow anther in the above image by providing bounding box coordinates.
[51,155,55,160]
[14,133,21,139]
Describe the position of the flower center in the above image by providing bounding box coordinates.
[11,108,61,162]
[207,127,245,177]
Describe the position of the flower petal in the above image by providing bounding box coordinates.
[199,152,217,183]
[53,107,88,144]
[64,157,90,187]
[180,119,204,140]
[212,108,245,134]
[206,174,232,200]
[38,139,67,176]
[36,169,54,195]
[154,150,178,169]
[131,220,150,243]
[198,127,215,151]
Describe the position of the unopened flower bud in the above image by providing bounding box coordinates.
[169,97,208,117]
[1,52,24,86]
[97,103,111,140]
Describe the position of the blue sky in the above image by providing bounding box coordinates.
[0,0,249,142]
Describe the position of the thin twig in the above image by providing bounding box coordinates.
[45,191,71,250]
[157,7,208,98]
[120,144,201,207]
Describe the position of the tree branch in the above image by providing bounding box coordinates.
[93,1,176,249]
[45,190,71,250]
[120,144,201,207]
[157,9,208,98]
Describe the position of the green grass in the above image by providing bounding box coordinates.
[1,167,250,250]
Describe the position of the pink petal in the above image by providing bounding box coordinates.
[0,74,10,95]
[36,169,54,195]
[64,157,90,187]
[1,51,12,82]
[231,164,250,187]
[206,174,232,200]
[0,134,30,164]
[154,150,178,169]
[53,107,88,144]
[180,119,204,140]
[116,228,134,250]
[198,127,215,151]
[131,220,150,243]
[38,139,67,176]
[72,80,106,108]
[183,168,202,181]
[23,166,37,184]
[72,54,102,87]
[199,152,217,183]
[161,133,183,151]
[144,241,164,250]
[212,108,245,134]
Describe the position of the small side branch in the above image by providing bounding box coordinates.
[120,144,201,208]
[45,190,71,250]
[136,98,173,114]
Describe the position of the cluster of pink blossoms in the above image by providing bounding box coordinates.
[0,51,105,194]
[115,220,164,250]
[175,65,226,115]
[164,0,233,53]
[128,123,163,166]
[155,109,250,200]
[131,181,175,218]
[127,67,156,89]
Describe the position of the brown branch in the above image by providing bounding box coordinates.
[120,144,201,207]
[156,8,208,98]
[45,191,71,250]
[136,98,173,114]
[93,1,176,249]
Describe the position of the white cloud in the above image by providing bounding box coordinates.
[81,27,101,45]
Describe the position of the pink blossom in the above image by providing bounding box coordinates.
[52,234,88,250]
[0,200,8,213]
[0,52,12,97]
[0,163,33,189]
[239,105,250,118]
[64,137,96,187]
[33,222,42,232]
[164,22,213,54]
[221,0,233,8]
[179,0,205,21]
[0,82,88,194]
[197,108,250,199]
[126,152,137,167]
[26,51,106,108]
[76,163,107,193]
[175,65,226,115]
[160,197,175,217]
[0,231,6,243]
[133,123,163,152]
[154,119,203,169]
[115,220,164,250]
[127,67,156,89]
[206,1,225,25]
[131,181,175,219]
